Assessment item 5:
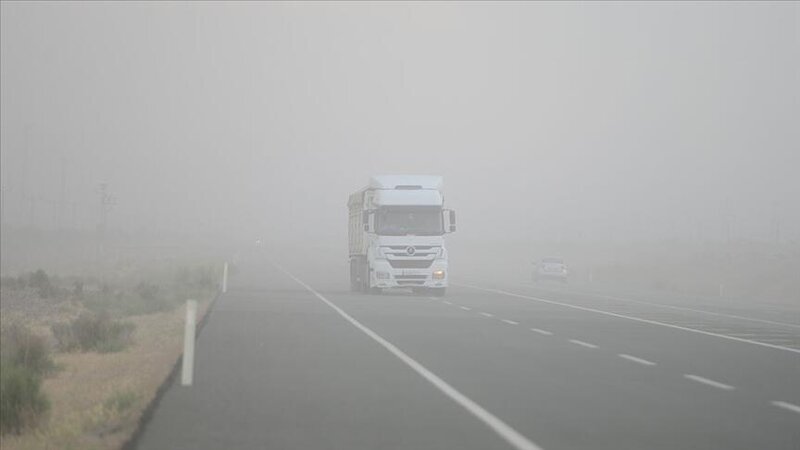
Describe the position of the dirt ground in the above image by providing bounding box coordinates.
[1,290,212,450]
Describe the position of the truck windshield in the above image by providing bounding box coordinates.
[376,206,443,236]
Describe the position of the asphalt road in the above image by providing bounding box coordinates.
[136,254,800,450]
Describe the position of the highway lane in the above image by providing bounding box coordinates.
[136,262,513,450]
[494,281,800,349]
[317,286,799,449]
[136,256,799,450]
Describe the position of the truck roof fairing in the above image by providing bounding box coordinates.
[369,175,443,191]
[373,189,443,206]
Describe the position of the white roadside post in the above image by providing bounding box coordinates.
[181,300,198,386]
[222,262,229,294]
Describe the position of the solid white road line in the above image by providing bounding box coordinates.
[460,306,472,311]
[771,401,800,415]
[502,319,519,325]
[276,266,544,450]
[598,294,800,329]
[683,374,735,391]
[480,312,495,318]
[457,283,800,355]
[618,354,657,366]
[569,339,598,349]
[443,301,453,305]
[530,328,553,336]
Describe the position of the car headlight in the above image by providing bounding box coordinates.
[433,270,445,280]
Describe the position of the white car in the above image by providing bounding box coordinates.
[533,257,568,283]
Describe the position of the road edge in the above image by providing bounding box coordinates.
[119,290,221,450]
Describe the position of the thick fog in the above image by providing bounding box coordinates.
[2,2,798,254]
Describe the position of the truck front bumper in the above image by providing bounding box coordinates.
[370,260,448,289]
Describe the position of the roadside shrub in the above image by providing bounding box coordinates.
[0,363,50,434]
[134,282,159,300]
[0,275,25,290]
[0,324,52,434]
[28,269,56,298]
[51,312,136,353]
[176,265,216,290]
[0,324,55,375]
[72,279,84,297]
[103,389,138,414]
[82,286,171,317]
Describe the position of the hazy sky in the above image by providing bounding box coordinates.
[2,2,798,246]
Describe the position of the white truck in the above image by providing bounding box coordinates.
[348,175,456,296]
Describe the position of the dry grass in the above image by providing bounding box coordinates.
[0,300,211,450]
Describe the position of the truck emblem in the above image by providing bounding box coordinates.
[406,246,416,255]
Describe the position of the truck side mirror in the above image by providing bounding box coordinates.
[363,210,374,233]
[445,209,456,233]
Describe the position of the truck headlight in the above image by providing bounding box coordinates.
[433,270,445,280]
[376,271,390,280]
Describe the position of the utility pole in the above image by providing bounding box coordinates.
[771,202,781,245]
[0,184,5,227]
[96,182,117,245]
[59,157,67,230]
[28,194,36,229]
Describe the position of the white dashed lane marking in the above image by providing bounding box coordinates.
[618,354,657,366]
[457,283,800,354]
[569,339,598,349]
[428,288,785,413]
[683,374,735,391]
[771,401,800,415]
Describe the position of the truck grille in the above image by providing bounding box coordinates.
[381,246,440,257]
[388,259,434,269]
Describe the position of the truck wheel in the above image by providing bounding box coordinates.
[430,287,446,297]
[361,265,371,293]
[349,261,360,292]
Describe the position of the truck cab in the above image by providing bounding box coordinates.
[349,176,455,296]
